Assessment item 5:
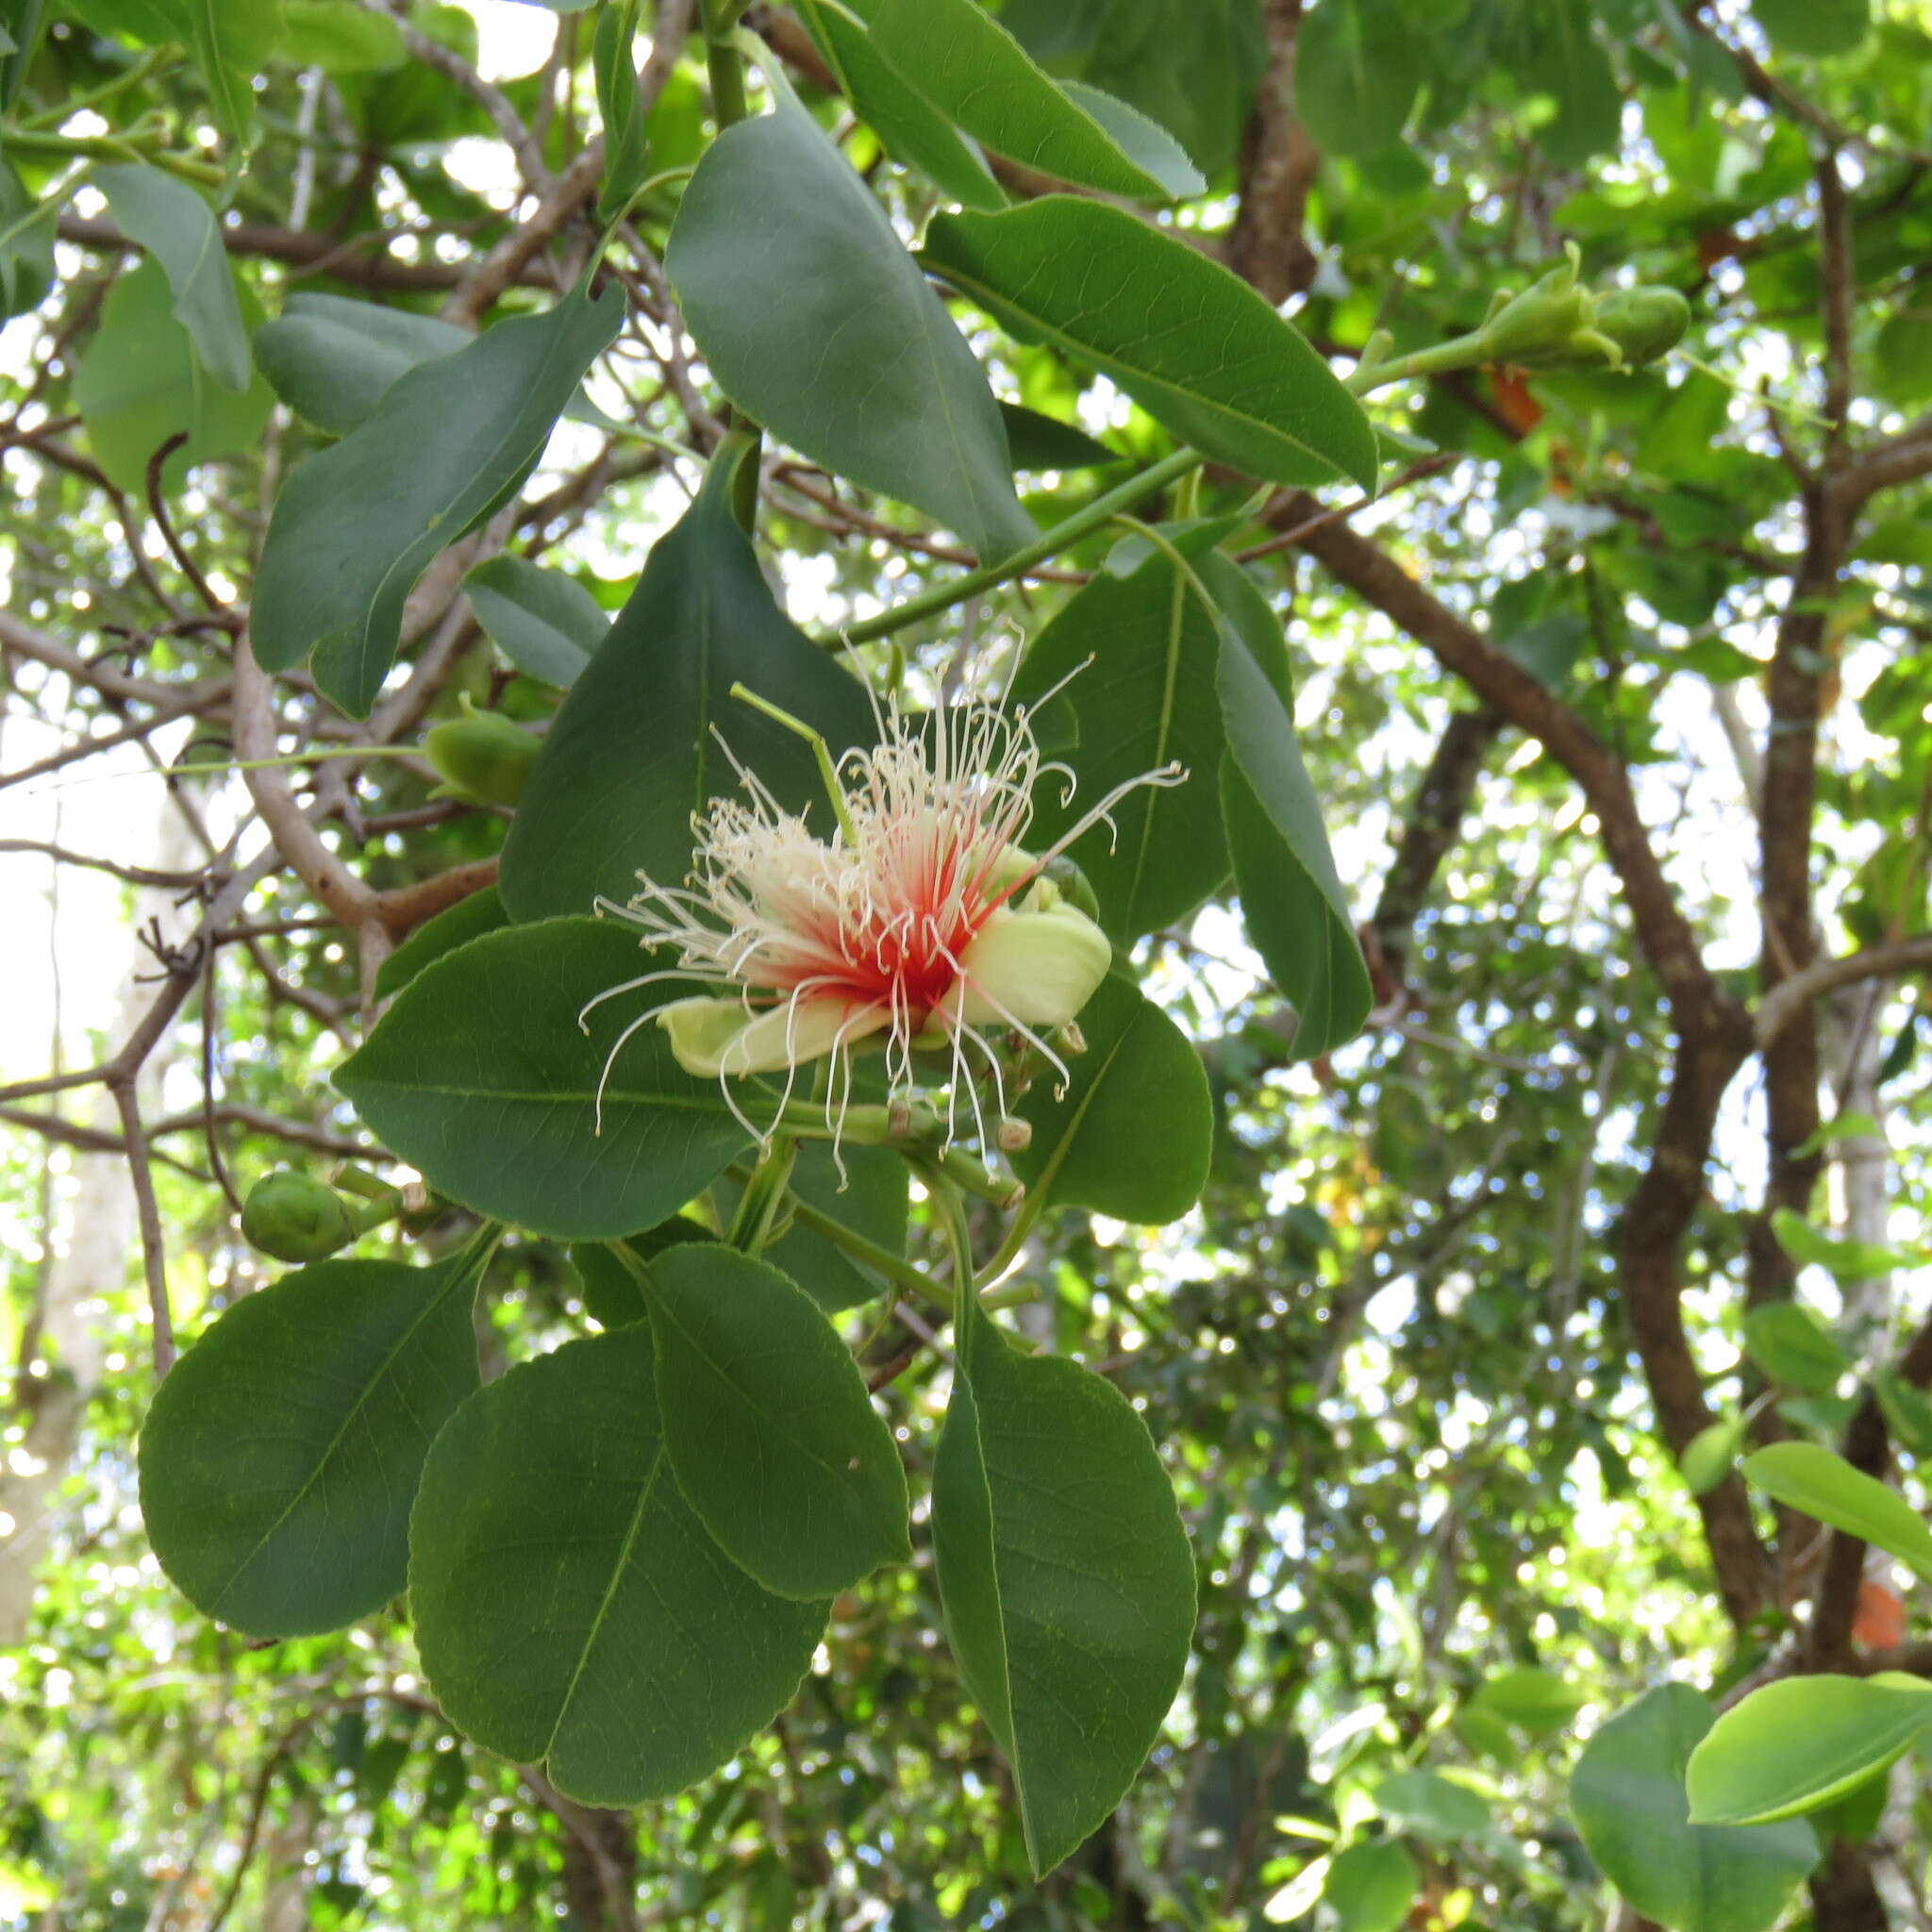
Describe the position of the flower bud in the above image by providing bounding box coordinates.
[1038,854,1101,923]
[241,1171,358,1263]
[1480,245,1598,369]
[1592,286,1691,368]
[423,697,540,808]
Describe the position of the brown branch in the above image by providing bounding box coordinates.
[1755,934,1932,1049]
[1225,0,1322,303]
[108,1079,174,1374]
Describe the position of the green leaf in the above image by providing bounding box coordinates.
[1740,1441,1932,1581]
[665,91,1034,564]
[1322,1840,1417,1932]
[1011,974,1211,1226]
[593,0,649,223]
[797,0,1008,212]
[73,259,273,495]
[1686,1674,1932,1825]
[1570,1684,1816,1932]
[409,1326,826,1805]
[0,160,56,319]
[88,164,250,391]
[500,440,875,923]
[1770,1207,1901,1282]
[1293,0,1422,158]
[253,292,469,437]
[869,0,1202,199]
[372,887,508,999]
[923,197,1377,491]
[252,282,624,716]
[463,554,609,688]
[1740,1302,1849,1394]
[139,1246,486,1638]
[1522,0,1621,167]
[572,1220,713,1330]
[179,0,283,148]
[1371,1770,1490,1842]
[336,917,753,1241]
[1877,1371,1932,1458]
[1752,0,1869,57]
[933,1287,1194,1874]
[998,401,1121,474]
[276,0,404,70]
[1218,631,1372,1059]
[1464,1665,1586,1738]
[1009,555,1227,939]
[716,1138,909,1314]
[1679,1415,1747,1496]
[634,1241,909,1598]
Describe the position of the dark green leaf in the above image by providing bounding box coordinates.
[336,917,752,1240]
[500,440,874,922]
[924,198,1377,491]
[1293,0,1422,157]
[0,161,56,319]
[1686,1674,1932,1825]
[998,401,1121,474]
[89,164,250,391]
[1009,555,1228,939]
[139,1245,486,1638]
[252,282,624,716]
[593,0,649,223]
[179,0,283,148]
[1218,632,1371,1059]
[1740,1441,1932,1581]
[1740,1302,1849,1395]
[463,554,610,688]
[1572,1684,1815,1932]
[1523,0,1621,167]
[717,1138,909,1313]
[636,1241,909,1598]
[665,91,1034,563]
[1011,975,1211,1225]
[372,888,509,999]
[409,1327,826,1805]
[933,1288,1194,1873]
[797,0,1008,212]
[276,0,404,70]
[253,292,469,437]
[869,0,1202,199]
[1752,0,1869,57]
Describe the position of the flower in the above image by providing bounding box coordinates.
[583,684,1182,1152]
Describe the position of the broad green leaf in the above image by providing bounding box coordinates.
[924,198,1377,491]
[1522,0,1621,167]
[179,0,283,148]
[1679,1415,1747,1496]
[276,0,404,70]
[1372,1770,1489,1842]
[636,1241,909,1598]
[1293,0,1422,158]
[89,164,249,391]
[253,292,469,436]
[1218,632,1372,1059]
[716,1137,909,1314]
[1464,1665,1586,1737]
[463,554,609,688]
[572,1220,713,1330]
[0,160,55,319]
[593,0,649,223]
[665,91,1034,564]
[139,1246,486,1638]
[1740,1441,1932,1581]
[999,401,1121,474]
[1322,1840,1417,1932]
[500,440,875,922]
[1740,1301,1848,1394]
[1008,555,1228,939]
[336,917,753,1240]
[797,0,1008,212]
[1752,0,1869,57]
[1686,1674,1932,1825]
[252,282,623,716]
[1770,1207,1901,1282]
[1195,548,1292,703]
[933,1287,1194,1874]
[409,1327,826,1805]
[372,887,508,1000]
[1011,974,1211,1225]
[1571,1684,1816,1932]
[869,0,1202,199]
[73,259,273,494]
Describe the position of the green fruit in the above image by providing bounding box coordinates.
[423,697,540,808]
[1594,287,1691,367]
[241,1172,358,1263]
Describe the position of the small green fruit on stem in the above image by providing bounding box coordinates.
[423,697,540,808]
[240,1172,359,1263]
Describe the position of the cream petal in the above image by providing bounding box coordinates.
[950,904,1112,1028]
[657,993,889,1078]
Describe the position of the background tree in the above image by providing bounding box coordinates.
[2,0,1931,1927]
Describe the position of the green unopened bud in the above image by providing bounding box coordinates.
[242,1171,358,1263]
[1592,286,1691,368]
[423,696,540,808]
[1037,854,1101,924]
[1481,243,1598,369]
